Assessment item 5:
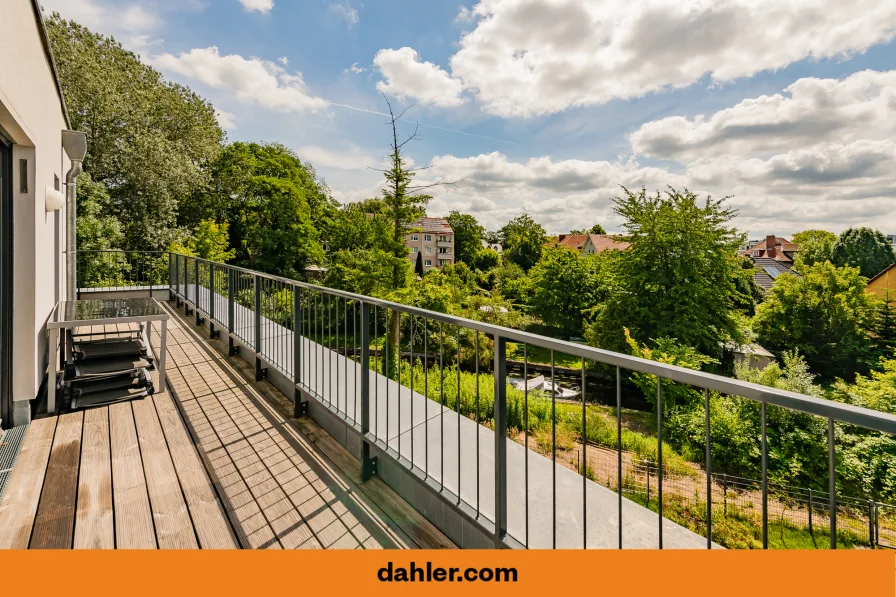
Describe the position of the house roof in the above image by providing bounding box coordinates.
[587,234,630,252]
[868,263,896,285]
[752,257,800,291]
[553,234,630,252]
[412,217,453,234]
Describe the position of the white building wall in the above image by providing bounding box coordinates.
[0,0,70,423]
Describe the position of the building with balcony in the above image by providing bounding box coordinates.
[1,0,894,553]
[406,217,454,270]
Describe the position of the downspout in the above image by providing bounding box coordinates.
[64,159,82,301]
[61,130,87,301]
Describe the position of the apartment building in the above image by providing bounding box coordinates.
[406,217,454,270]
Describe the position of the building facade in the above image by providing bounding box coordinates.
[0,0,74,426]
[406,217,454,271]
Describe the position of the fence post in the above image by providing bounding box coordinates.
[360,301,376,481]
[227,268,237,356]
[194,258,201,325]
[870,500,876,547]
[254,274,265,381]
[808,488,813,536]
[493,333,508,548]
[723,474,727,517]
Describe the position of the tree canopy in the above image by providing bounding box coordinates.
[831,227,896,279]
[527,245,604,337]
[46,14,224,250]
[499,214,546,271]
[586,187,748,355]
[792,229,837,270]
[754,261,879,379]
[446,211,486,265]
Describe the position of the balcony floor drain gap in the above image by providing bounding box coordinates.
[0,424,28,501]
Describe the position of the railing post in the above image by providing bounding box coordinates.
[169,253,175,301]
[175,254,181,306]
[293,285,304,417]
[493,333,508,548]
[227,268,237,356]
[360,301,376,481]
[254,274,265,380]
[829,417,837,550]
[194,257,201,325]
[208,262,217,338]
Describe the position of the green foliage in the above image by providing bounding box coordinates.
[46,14,223,250]
[792,229,837,270]
[499,214,546,271]
[527,246,604,337]
[324,249,407,297]
[328,203,393,255]
[570,223,607,235]
[186,220,236,262]
[471,247,501,272]
[831,227,896,279]
[199,142,331,278]
[446,211,486,265]
[492,261,530,304]
[754,261,879,379]
[76,173,123,252]
[830,356,896,501]
[586,187,748,355]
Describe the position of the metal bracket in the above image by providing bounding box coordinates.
[185,305,193,315]
[197,316,205,325]
[210,329,220,339]
[255,358,268,381]
[361,455,378,481]
[294,399,308,417]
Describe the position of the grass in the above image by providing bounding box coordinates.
[507,342,582,368]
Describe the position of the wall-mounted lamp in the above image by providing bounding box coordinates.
[45,186,65,212]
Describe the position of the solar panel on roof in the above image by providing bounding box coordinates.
[763,266,781,280]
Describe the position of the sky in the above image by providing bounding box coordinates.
[40,0,896,237]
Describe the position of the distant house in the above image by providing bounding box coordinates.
[722,342,776,370]
[741,235,801,293]
[553,234,630,255]
[867,263,895,302]
[406,217,454,271]
[481,240,503,253]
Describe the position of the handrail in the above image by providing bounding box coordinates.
[175,253,896,436]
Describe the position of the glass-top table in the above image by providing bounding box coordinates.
[47,298,169,413]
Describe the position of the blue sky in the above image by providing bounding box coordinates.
[42,0,896,236]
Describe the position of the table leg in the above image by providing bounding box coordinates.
[159,319,167,392]
[48,327,59,414]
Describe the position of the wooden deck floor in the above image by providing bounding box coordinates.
[0,306,453,550]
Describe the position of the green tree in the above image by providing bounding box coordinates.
[831,227,896,279]
[198,142,332,277]
[184,220,236,262]
[415,250,424,277]
[76,173,126,286]
[792,229,837,270]
[445,211,486,265]
[753,261,880,379]
[324,248,404,297]
[570,223,607,235]
[46,14,224,250]
[527,246,603,337]
[471,247,501,272]
[586,187,748,355]
[499,214,546,271]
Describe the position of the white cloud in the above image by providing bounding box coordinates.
[239,0,274,13]
[153,47,327,113]
[41,0,163,53]
[630,70,896,159]
[330,2,359,26]
[215,109,237,129]
[349,62,366,74]
[436,0,896,117]
[374,47,465,107]
[278,56,289,66]
[456,6,474,22]
[295,145,378,171]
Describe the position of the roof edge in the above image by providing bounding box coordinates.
[29,0,71,129]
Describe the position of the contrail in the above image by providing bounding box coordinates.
[326,101,519,146]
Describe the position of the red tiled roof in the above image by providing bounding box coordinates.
[412,217,453,234]
[588,234,630,252]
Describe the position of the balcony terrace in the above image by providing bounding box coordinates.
[2,249,895,551]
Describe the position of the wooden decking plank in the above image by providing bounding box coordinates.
[31,411,84,549]
[74,407,114,549]
[151,392,238,549]
[110,402,156,549]
[0,417,58,548]
[131,397,198,549]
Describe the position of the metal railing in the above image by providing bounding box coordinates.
[86,251,896,549]
[76,250,169,292]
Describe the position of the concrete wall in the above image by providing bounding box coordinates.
[0,0,71,424]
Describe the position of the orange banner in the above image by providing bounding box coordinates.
[2,550,893,596]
